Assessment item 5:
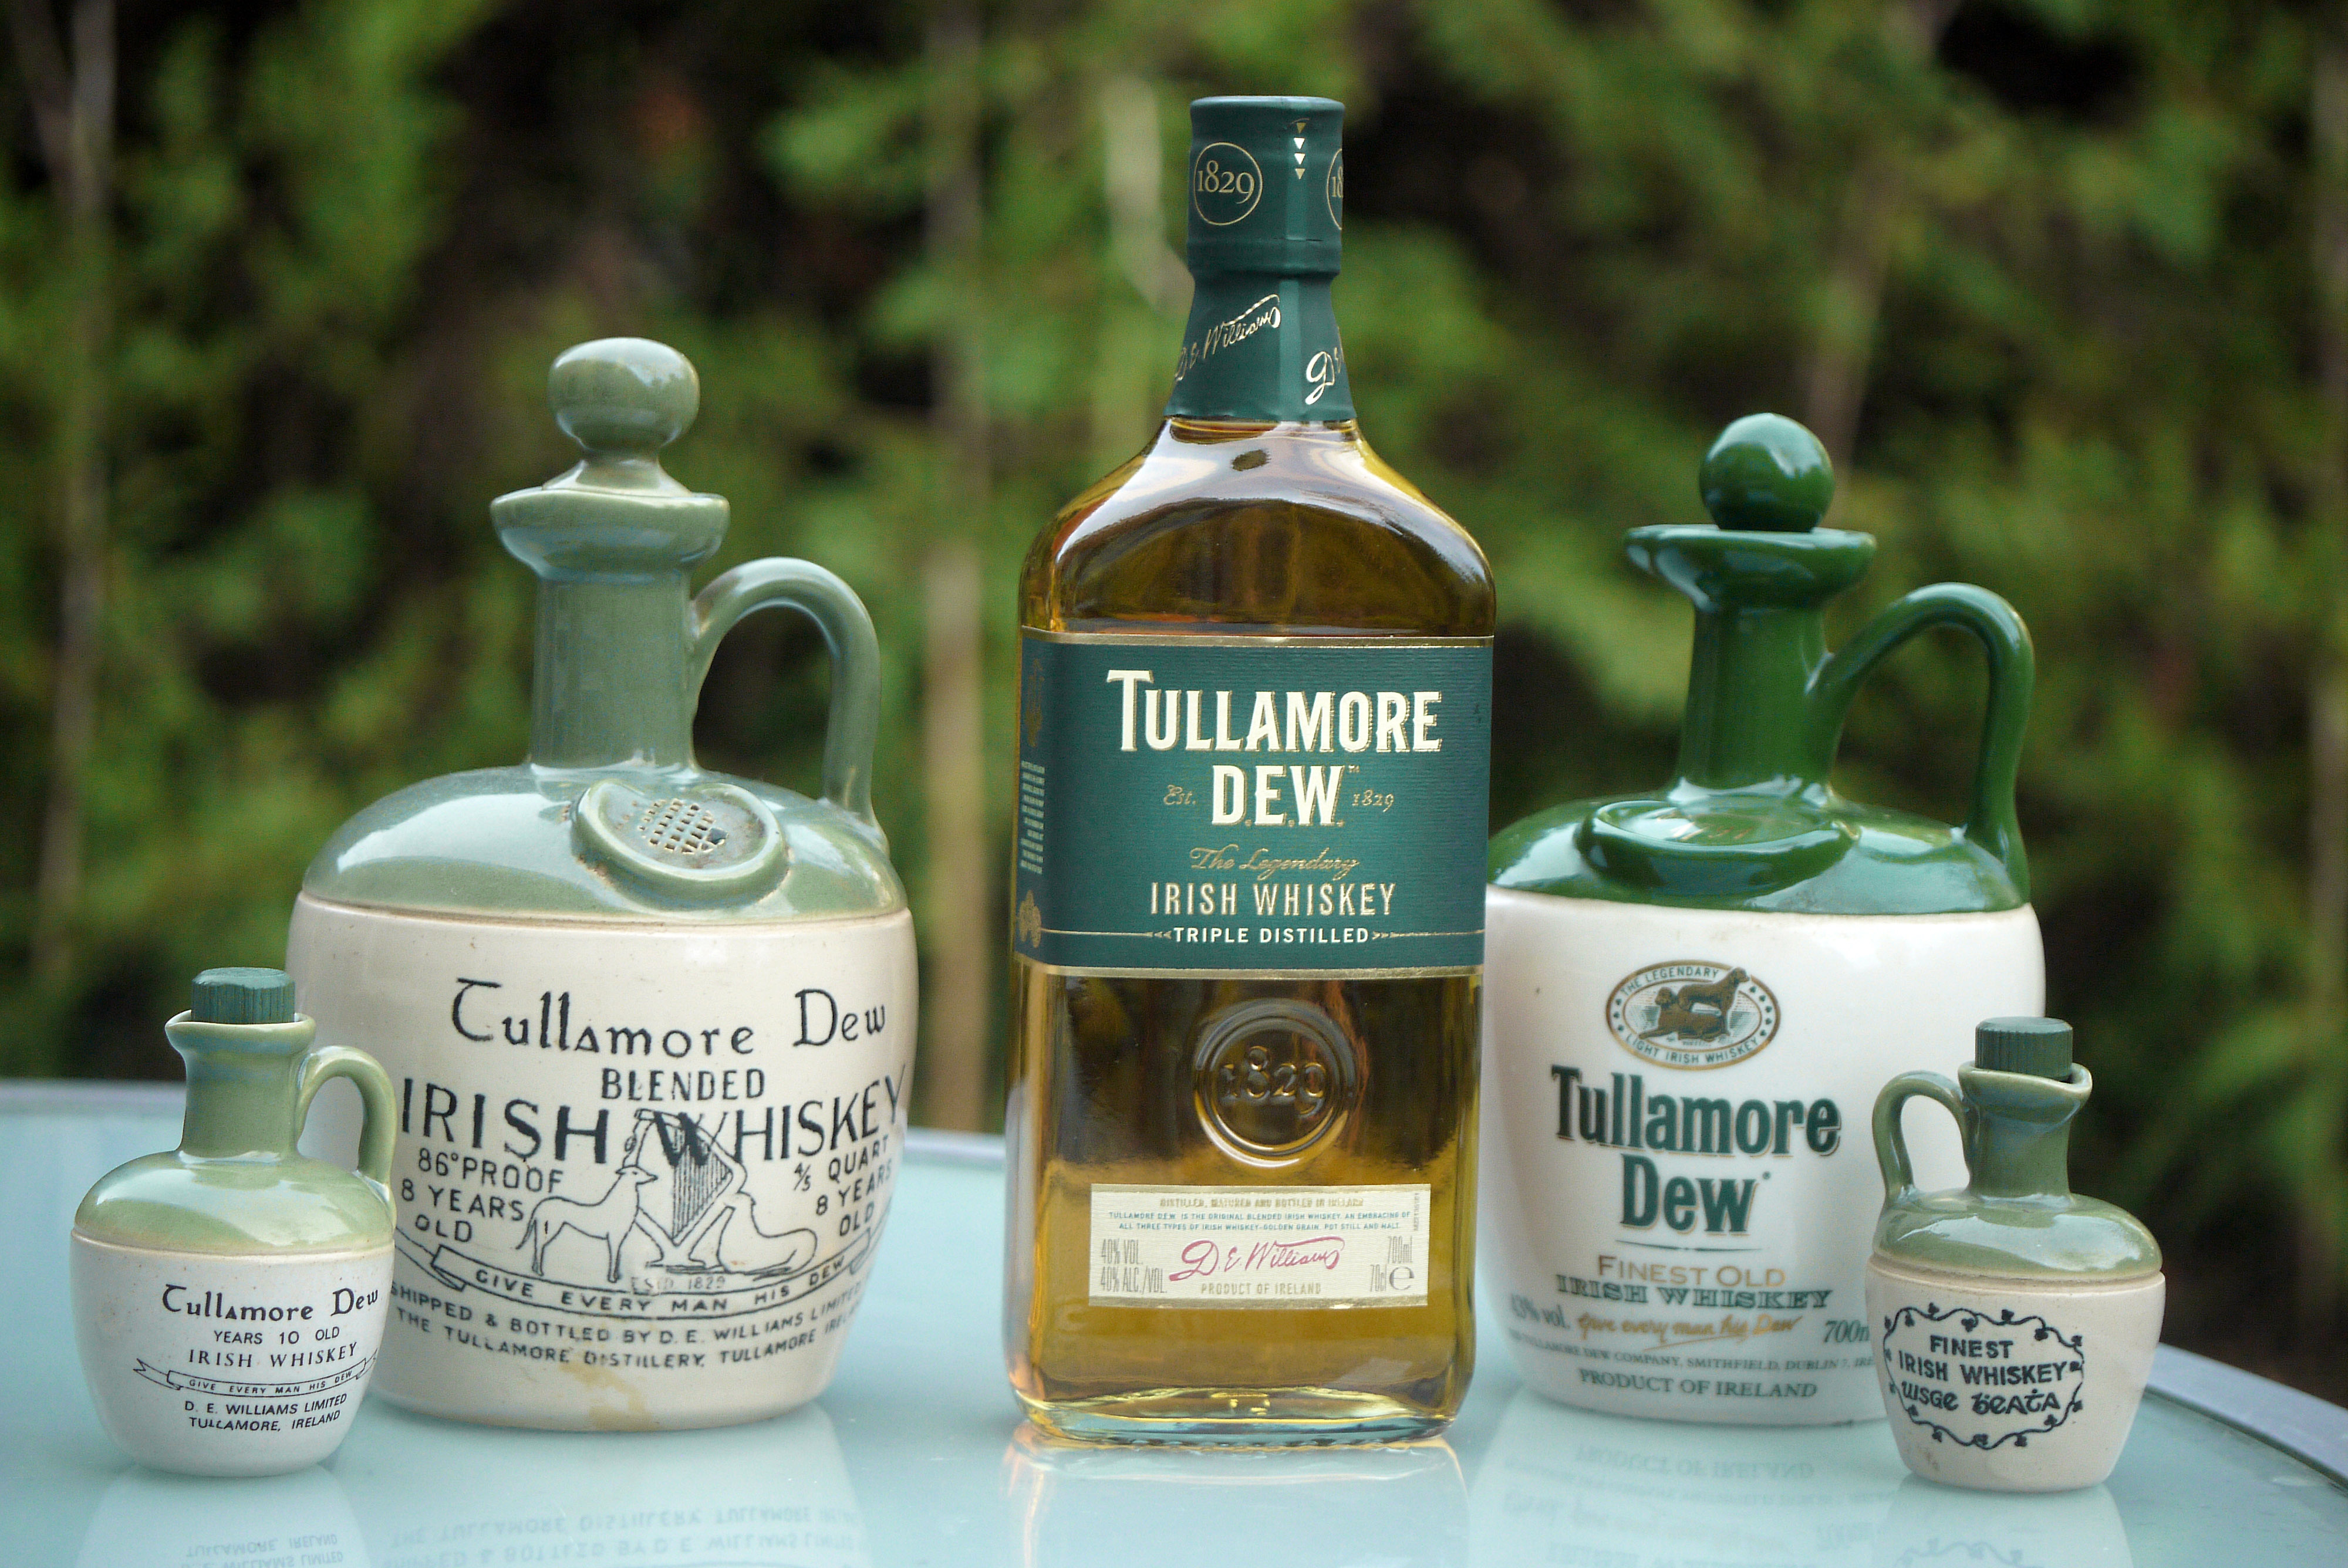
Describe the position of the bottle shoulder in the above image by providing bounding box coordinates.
[76,1150,394,1255]
[1488,789,2027,914]
[1873,1189,2161,1281]
[301,765,905,923]
[1025,420,1494,636]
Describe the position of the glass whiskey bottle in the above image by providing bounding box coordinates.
[1006,96,1495,1443]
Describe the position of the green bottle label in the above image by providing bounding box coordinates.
[1013,633,1492,976]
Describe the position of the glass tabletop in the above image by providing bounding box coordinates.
[5,1087,2343,1567]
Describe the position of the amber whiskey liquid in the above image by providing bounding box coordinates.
[1004,97,1494,1444]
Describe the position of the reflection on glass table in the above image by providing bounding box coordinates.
[1469,1383,2133,1567]
[3,1084,2344,1568]
[1007,1426,1468,1568]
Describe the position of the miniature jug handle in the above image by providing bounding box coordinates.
[297,1044,397,1194]
[1808,583,2034,900]
[1873,1070,1971,1204]
[687,559,882,829]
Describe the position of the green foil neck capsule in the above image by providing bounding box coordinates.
[1489,413,2034,914]
[1871,1020,2160,1280]
[299,338,902,922]
[1165,96,1352,423]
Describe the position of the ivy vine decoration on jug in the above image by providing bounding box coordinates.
[1867,1018,2164,1492]
[72,968,396,1476]
[1482,413,2046,1425]
[285,339,919,1432]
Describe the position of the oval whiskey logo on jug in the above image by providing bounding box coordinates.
[1606,962,1780,1070]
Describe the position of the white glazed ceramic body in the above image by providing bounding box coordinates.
[1480,889,2043,1424]
[286,895,917,1431]
[1866,1256,2164,1492]
[71,1235,390,1476]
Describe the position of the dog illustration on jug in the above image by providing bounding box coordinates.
[518,1167,656,1285]
[1605,962,1783,1071]
[517,1109,819,1286]
[1639,967,1750,1044]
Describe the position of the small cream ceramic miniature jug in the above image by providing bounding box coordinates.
[1867,1017,2164,1492]
[72,968,394,1476]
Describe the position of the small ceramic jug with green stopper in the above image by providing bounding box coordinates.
[1482,413,2043,1424]
[285,338,917,1431]
[1868,1017,2164,1492]
[72,968,395,1476]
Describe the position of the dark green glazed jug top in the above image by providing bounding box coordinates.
[302,339,900,922]
[1489,413,2034,913]
[1872,1019,2160,1280]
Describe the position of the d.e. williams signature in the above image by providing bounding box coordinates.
[1170,1236,1345,1281]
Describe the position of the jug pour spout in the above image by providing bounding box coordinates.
[1628,414,1871,792]
[490,339,731,773]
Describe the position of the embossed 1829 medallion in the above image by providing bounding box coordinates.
[1190,998,1361,1163]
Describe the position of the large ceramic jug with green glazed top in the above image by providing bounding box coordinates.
[285,339,917,1431]
[1480,414,2043,1425]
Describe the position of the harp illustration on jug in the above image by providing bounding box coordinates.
[620,1109,820,1278]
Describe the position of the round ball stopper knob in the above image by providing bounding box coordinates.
[191,967,296,1025]
[548,338,700,457]
[1699,413,1834,532]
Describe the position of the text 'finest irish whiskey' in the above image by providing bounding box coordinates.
[1006,96,1495,1443]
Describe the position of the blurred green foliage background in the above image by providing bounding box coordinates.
[2,0,2344,1388]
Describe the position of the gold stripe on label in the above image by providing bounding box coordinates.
[1018,957,1481,981]
[1020,628,1495,648]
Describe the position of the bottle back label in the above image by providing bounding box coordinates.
[1088,1184,1429,1307]
[1014,632,1492,976]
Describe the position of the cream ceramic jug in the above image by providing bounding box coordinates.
[1480,414,2042,1424]
[286,339,916,1431]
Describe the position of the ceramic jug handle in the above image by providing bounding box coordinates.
[1807,583,2034,900]
[1873,1070,1970,1203]
[687,559,882,829]
[298,1044,397,1193]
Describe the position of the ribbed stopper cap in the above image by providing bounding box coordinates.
[1975,1016,2073,1079]
[191,967,297,1025]
[1185,96,1344,275]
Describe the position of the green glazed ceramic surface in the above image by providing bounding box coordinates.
[1872,1045,2159,1283]
[1488,414,2033,914]
[302,337,901,922]
[75,971,397,1255]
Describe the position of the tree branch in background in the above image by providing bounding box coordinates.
[1099,74,1185,317]
[1799,0,1956,468]
[2300,35,2348,1336]
[8,0,113,985]
[916,2,993,1132]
